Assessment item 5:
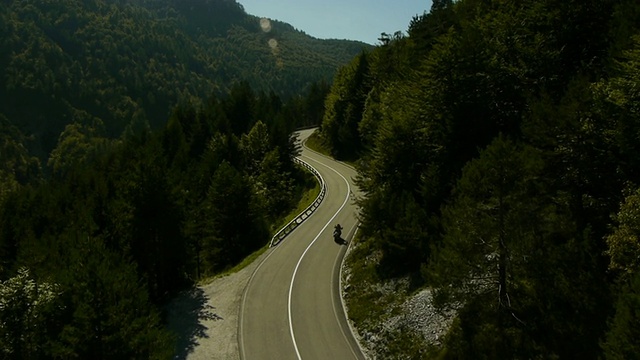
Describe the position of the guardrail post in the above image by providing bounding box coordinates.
[269,157,326,247]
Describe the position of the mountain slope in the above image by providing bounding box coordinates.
[0,0,370,157]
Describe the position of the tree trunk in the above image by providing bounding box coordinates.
[498,175,508,311]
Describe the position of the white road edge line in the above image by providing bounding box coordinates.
[239,134,326,359]
[238,240,280,360]
[239,157,325,359]
[331,222,361,360]
[288,156,351,360]
[303,139,367,359]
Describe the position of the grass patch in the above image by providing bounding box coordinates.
[344,234,404,328]
[304,131,332,157]
[343,233,434,358]
[209,171,321,278]
[216,244,270,278]
[304,130,360,169]
[385,327,434,359]
[269,178,320,234]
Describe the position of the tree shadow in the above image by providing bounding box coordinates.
[168,287,222,360]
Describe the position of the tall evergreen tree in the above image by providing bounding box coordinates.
[53,233,174,359]
[431,136,545,313]
[322,51,371,159]
[0,268,60,359]
[201,161,267,274]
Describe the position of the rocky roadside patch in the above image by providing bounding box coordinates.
[341,239,457,359]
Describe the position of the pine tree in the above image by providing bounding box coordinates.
[429,136,554,357]
[322,51,371,159]
[53,234,174,359]
[201,161,267,273]
[0,268,60,359]
[432,136,540,306]
[602,271,640,360]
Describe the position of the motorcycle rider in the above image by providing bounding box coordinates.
[333,224,343,238]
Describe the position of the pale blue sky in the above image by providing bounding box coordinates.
[239,0,433,45]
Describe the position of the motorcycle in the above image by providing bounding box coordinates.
[333,224,343,243]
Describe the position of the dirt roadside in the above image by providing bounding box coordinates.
[166,251,269,360]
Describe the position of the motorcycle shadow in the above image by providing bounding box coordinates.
[333,236,348,246]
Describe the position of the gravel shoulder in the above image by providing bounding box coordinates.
[166,225,455,360]
[166,250,269,360]
[166,132,322,360]
[341,239,457,359]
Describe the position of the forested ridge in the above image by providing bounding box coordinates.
[0,0,344,357]
[0,0,367,159]
[0,78,333,357]
[321,0,640,358]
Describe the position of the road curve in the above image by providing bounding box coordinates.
[239,129,365,360]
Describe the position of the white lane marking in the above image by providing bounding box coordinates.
[288,156,351,360]
[338,225,368,359]
[240,139,326,358]
[304,154,365,359]
[239,173,325,359]
[239,130,351,359]
[238,245,280,360]
[331,222,361,360]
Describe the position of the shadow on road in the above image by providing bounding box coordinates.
[168,287,222,360]
[334,236,348,246]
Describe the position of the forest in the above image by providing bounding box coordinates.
[0,1,340,357]
[0,0,367,159]
[5,0,640,358]
[320,0,640,358]
[0,79,331,358]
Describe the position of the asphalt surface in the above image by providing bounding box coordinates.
[239,129,365,360]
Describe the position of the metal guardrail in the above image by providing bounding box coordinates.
[293,124,320,131]
[269,157,326,247]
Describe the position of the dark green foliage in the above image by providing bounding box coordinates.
[408,0,455,59]
[0,82,313,356]
[321,0,640,357]
[602,272,640,359]
[431,137,610,358]
[47,119,111,178]
[52,233,174,359]
[224,82,257,136]
[0,0,370,159]
[0,1,334,357]
[602,188,640,360]
[606,188,640,279]
[0,268,60,359]
[127,140,187,302]
[0,116,41,187]
[430,136,547,310]
[321,51,372,159]
[201,161,267,273]
[442,297,537,360]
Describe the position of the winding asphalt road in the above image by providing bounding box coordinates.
[239,129,365,360]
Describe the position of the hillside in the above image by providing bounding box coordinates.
[1,0,341,351]
[319,0,640,358]
[0,0,369,158]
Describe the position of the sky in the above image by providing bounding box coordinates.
[239,0,433,45]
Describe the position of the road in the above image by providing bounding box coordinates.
[238,129,365,360]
